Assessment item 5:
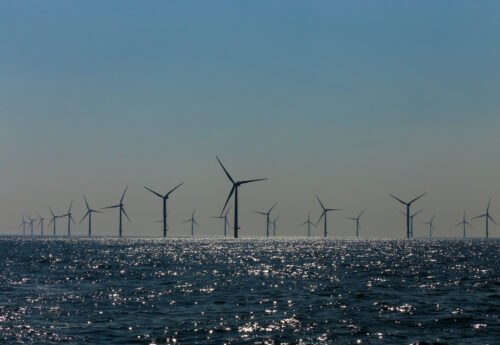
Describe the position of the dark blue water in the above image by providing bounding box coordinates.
[0,238,498,344]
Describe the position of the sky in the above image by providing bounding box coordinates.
[1,1,500,238]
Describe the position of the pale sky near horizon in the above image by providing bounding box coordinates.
[1,1,500,238]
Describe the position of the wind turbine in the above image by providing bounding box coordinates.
[37,212,45,236]
[300,211,314,237]
[213,207,230,237]
[182,209,199,237]
[389,193,426,238]
[79,195,103,237]
[400,209,422,238]
[254,202,278,237]
[61,201,76,237]
[316,195,342,238]
[422,215,435,238]
[144,182,183,237]
[472,199,497,238]
[271,216,279,236]
[455,210,473,238]
[18,215,27,236]
[48,207,60,236]
[102,187,130,237]
[27,215,35,236]
[346,210,364,238]
[216,156,267,238]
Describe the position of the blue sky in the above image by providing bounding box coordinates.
[1,1,500,237]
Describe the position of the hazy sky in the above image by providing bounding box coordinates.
[2,1,500,238]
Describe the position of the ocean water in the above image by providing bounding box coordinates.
[0,238,498,344]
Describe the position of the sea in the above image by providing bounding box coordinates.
[0,237,498,344]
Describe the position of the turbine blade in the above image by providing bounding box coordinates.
[84,195,90,211]
[254,211,267,215]
[346,217,356,221]
[472,214,487,220]
[316,211,325,226]
[465,221,473,227]
[488,214,497,225]
[316,195,326,210]
[182,219,191,223]
[268,202,278,214]
[221,185,235,216]
[79,211,89,224]
[388,193,406,205]
[68,200,73,213]
[144,186,163,198]
[240,178,267,185]
[49,207,55,217]
[194,220,200,227]
[120,186,128,204]
[102,205,120,210]
[409,193,426,205]
[300,221,308,225]
[167,182,184,197]
[122,207,131,222]
[487,198,491,211]
[326,208,342,212]
[70,215,76,224]
[224,206,231,217]
[413,209,423,217]
[358,210,365,218]
[216,156,235,183]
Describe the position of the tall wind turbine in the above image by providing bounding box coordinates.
[400,209,422,238]
[103,187,130,237]
[254,202,278,237]
[79,195,103,237]
[182,209,199,237]
[472,199,497,238]
[27,216,35,236]
[316,195,342,238]
[61,201,76,237]
[455,210,473,238]
[144,182,183,238]
[389,193,426,238]
[346,210,364,238]
[18,215,27,236]
[422,215,435,238]
[213,207,230,237]
[37,212,45,236]
[216,156,267,238]
[271,216,279,236]
[48,207,60,236]
[300,211,314,237]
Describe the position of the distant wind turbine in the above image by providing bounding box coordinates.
[144,182,183,238]
[48,207,61,236]
[271,216,279,236]
[37,212,45,236]
[422,215,435,238]
[213,207,230,237]
[389,193,426,238]
[316,195,342,238]
[103,187,130,237]
[182,209,199,237]
[217,156,267,238]
[300,211,314,237]
[79,195,103,237]
[346,210,364,238]
[61,201,76,237]
[254,202,278,237]
[455,210,473,238]
[18,215,27,236]
[400,209,422,238]
[27,216,35,236]
[472,199,497,239]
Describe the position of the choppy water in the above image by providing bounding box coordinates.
[0,238,498,344]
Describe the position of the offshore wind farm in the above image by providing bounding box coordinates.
[1,2,500,344]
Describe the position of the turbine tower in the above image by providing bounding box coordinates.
[144,182,183,237]
[346,210,364,238]
[79,195,103,237]
[423,215,435,238]
[103,187,130,237]
[254,202,278,237]
[18,215,27,236]
[472,199,497,238]
[213,207,230,237]
[271,216,279,236]
[217,156,267,238]
[61,201,76,237]
[37,212,45,236]
[400,209,422,238]
[27,216,35,236]
[389,193,426,238]
[48,207,60,236]
[455,210,473,238]
[182,209,199,237]
[316,195,342,238]
[300,211,314,237]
